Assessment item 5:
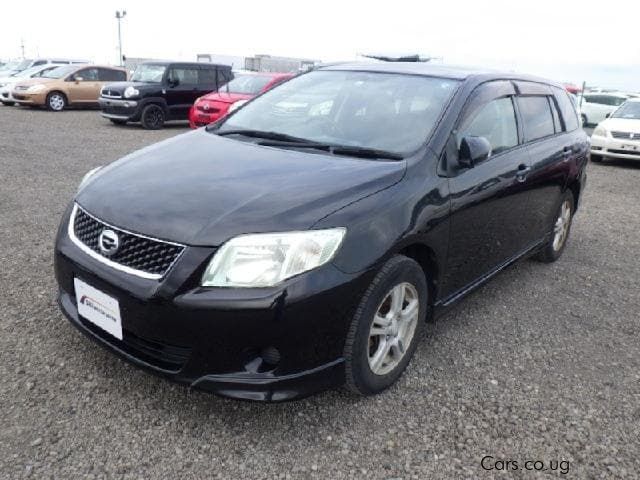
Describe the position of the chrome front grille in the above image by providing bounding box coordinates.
[611,131,640,140]
[101,88,122,98]
[69,204,184,279]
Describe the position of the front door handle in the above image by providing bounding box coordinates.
[516,164,531,182]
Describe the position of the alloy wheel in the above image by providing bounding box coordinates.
[368,282,420,376]
[49,94,65,111]
[552,200,571,251]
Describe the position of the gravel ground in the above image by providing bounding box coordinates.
[1,107,639,480]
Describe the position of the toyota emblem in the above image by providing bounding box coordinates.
[98,229,120,256]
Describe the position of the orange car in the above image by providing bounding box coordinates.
[12,64,127,111]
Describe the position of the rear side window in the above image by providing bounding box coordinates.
[459,97,518,154]
[168,67,199,85]
[98,68,126,81]
[518,96,555,141]
[554,89,579,131]
[198,67,217,86]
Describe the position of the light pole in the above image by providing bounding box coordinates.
[115,10,127,66]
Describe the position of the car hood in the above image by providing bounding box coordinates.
[13,78,57,87]
[76,129,406,246]
[601,117,640,134]
[200,91,253,104]
[101,81,158,93]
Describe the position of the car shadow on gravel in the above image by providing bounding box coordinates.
[595,158,640,170]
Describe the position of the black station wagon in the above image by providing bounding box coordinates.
[55,63,588,401]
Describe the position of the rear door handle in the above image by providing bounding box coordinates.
[516,164,531,182]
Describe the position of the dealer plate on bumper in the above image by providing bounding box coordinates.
[74,278,123,340]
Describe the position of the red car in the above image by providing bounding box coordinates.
[189,71,294,128]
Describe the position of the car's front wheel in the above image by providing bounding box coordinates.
[535,191,575,263]
[581,113,588,126]
[344,255,427,396]
[46,91,67,112]
[140,104,165,129]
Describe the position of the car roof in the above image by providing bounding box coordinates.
[318,62,563,88]
[141,61,230,68]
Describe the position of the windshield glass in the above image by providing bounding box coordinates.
[131,64,166,82]
[42,65,78,79]
[612,102,640,120]
[0,61,21,74]
[216,70,459,154]
[15,59,32,70]
[224,74,274,95]
[14,65,48,78]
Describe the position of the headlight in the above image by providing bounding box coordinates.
[77,166,103,192]
[228,99,248,113]
[26,84,46,93]
[202,228,346,287]
[123,86,139,98]
[593,125,608,137]
[0,83,6,88]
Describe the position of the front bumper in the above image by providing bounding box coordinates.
[54,205,373,401]
[12,90,46,105]
[99,97,141,121]
[590,134,640,160]
[0,86,15,102]
[188,105,225,129]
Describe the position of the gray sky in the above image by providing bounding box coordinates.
[3,0,640,90]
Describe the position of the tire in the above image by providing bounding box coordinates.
[590,154,603,163]
[344,255,427,396]
[109,119,127,125]
[1,101,15,106]
[581,114,588,127]
[46,91,67,111]
[534,191,575,263]
[140,104,165,130]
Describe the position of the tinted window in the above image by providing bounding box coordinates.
[33,60,47,66]
[554,89,579,131]
[518,96,555,141]
[98,68,126,81]
[459,97,518,154]
[168,67,199,84]
[198,67,217,85]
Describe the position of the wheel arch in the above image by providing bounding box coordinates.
[397,242,440,318]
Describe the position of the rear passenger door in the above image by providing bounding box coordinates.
[442,81,534,297]
[519,84,579,241]
[165,65,200,119]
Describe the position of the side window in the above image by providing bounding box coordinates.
[198,67,217,86]
[33,60,47,66]
[583,94,595,104]
[168,67,199,85]
[76,68,99,81]
[459,97,518,155]
[518,96,555,142]
[609,96,627,107]
[98,68,126,81]
[549,97,562,133]
[553,89,579,131]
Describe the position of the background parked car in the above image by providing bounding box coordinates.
[0,58,89,77]
[576,92,628,126]
[98,61,232,129]
[590,98,640,162]
[12,64,127,111]
[189,71,293,128]
[0,64,63,106]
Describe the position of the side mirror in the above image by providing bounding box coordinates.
[74,76,83,82]
[605,113,611,118]
[168,78,179,87]
[458,136,492,168]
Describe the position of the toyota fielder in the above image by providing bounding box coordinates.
[55,63,588,401]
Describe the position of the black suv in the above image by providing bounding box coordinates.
[98,62,232,129]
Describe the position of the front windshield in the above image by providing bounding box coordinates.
[131,64,166,83]
[14,65,48,78]
[224,74,274,95]
[0,61,21,74]
[216,70,459,154]
[42,65,78,79]
[15,59,32,70]
[612,102,640,120]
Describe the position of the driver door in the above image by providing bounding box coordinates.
[440,81,534,298]
[67,67,101,103]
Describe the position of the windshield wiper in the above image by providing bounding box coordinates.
[214,129,318,144]
[257,140,404,160]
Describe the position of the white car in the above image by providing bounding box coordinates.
[590,99,640,162]
[0,64,61,105]
[576,92,628,126]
